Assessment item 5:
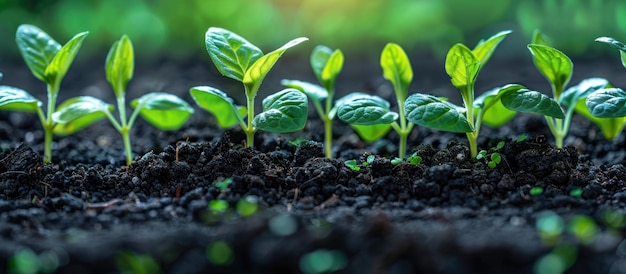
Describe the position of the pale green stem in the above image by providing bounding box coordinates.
[467,132,478,158]
[244,94,256,147]
[323,88,335,158]
[42,82,60,163]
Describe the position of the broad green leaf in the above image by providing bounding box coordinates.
[586,88,626,118]
[311,45,333,81]
[445,44,480,91]
[205,27,263,82]
[252,89,308,133]
[0,85,42,111]
[310,46,344,91]
[472,30,511,66]
[405,93,473,133]
[190,86,246,128]
[45,31,89,88]
[52,96,113,135]
[337,94,398,125]
[596,37,626,69]
[500,88,565,119]
[380,43,413,101]
[243,37,308,96]
[105,35,134,98]
[352,124,393,142]
[474,85,520,127]
[15,24,61,82]
[559,78,609,109]
[331,92,368,120]
[131,92,195,130]
[532,30,553,47]
[527,44,572,99]
[281,79,328,102]
[575,98,626,140]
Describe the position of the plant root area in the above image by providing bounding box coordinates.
[2,57,626,273]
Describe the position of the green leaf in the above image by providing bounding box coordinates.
[559,78,609,108]
[445,44,480,91]
[105,35,134,98]
[405,93,473,133]
[311,45,333,81]
[310,45,343,91]
[131,92,195,130]
[337,94,398,125]
[596,37,626,69]
[52,96,113,135]
[243,37,308,96]
[281,79,328,102]
[574,98,626,140]
[44,31,88,87]
[0,85,42,112]
[532,30,553,47]
[380,43,413,101]
[190,86,246,128]
[205,27,263,82]
[527,44,573,98]
[252,89,308,133]
[474,86,519,127]
[500,88,565,119]
[586,88,626,118]
[15,24,61,82]
[472,30,511,66]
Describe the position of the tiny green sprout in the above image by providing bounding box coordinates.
[215,177,233,191]
[516,134,528,143]
[51,35,194,165]
[569,188,583,198]
[344,159,360,172]
[404,30,540,158]
[476,150,488,160]
[390,157,403,165]
[530,186,544,196]
[208,200,229,213]
[282,45,343,158]
[191,28,308,148]
[0,25,88,163]
[506,31,609,147]
[583,37,626,139]
[407,152,422,165]
[494,140,505,151]
[488,153,501,169]
[116,251,161,274]
[365,155,375,165]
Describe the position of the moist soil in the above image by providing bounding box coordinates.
[2,55,626,274]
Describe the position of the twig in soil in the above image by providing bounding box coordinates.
[287,188,300,212]
[86,198,123,211]
[175,137,190,162]
[314,194,339,211]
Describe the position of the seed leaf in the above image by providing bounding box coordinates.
[596,37,626,69]
[380,43,412,100]
[131,92,195,130]
[351,124,393,142]
[337,94,398,125]
[472,30,511,66]
[15,24,61,82]
[281,79,328,102]
[500,88,565,119]
[190,86,246,128]
[405,93,473,133]
[586,88,626,118]
[311,45,333,81]
[52,96,113,135]
[310,46,343,91]
[474,84,524,127]
[205,27,263,82]
[252,89,308,133]
[44,31,88,88]
[0,86,42,112]
[445,44,480,92]
[574,98,626,140]
[243,37,308,96]
[559,78,609,109]
[527,44,572,98]
[105,35,134,98]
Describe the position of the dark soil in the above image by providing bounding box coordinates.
[2,55,626,274]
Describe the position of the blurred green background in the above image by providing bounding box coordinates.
[0,0,625,60]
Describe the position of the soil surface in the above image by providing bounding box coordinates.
[2,55,626,274]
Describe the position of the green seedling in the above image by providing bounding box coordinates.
[282,45,344,158]
[404,30,558,157]
[569,188,583,198]
[51,35,194,165]
[0,24,88,163]
[510,31,611,147]
[344,159,361,172]
[530,186,544,196]
[584,37,626,138]
[190,27,308,148]
[362,155,375,167]
[337,43,414,158]
[476,141,504,168]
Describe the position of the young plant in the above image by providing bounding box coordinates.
[51,35,195,165]
[0,24,88,163]
[403,30,555,157]
[584,37,626,137]
[337,43,414,158]
[282,45,344,158]
[190,28,308,147]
